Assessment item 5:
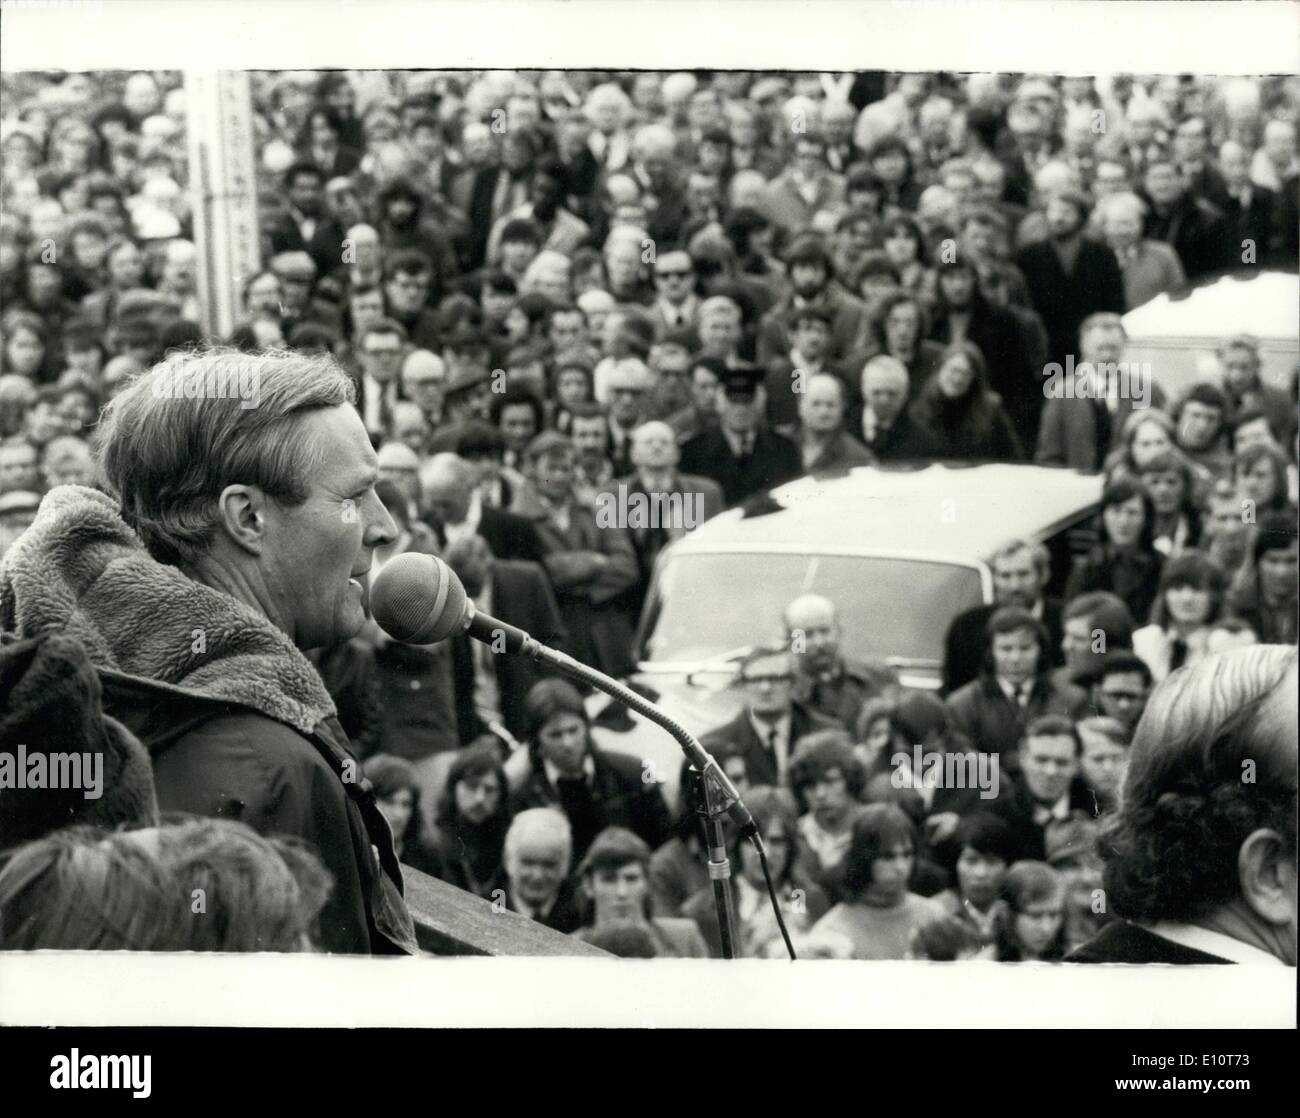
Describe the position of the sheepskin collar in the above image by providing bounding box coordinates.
[0,485,336,736]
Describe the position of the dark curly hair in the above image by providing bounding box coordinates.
[1099,645,1297,924]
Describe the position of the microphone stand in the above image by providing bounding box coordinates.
[501,622,749,960]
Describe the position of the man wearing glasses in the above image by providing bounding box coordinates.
[702,644,838,789]
[355,319,407,441]
[604,358,655,476]
[650,250,699,339]
[1082,651,1153,734]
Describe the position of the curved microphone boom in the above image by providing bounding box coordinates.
[368,551,758,840]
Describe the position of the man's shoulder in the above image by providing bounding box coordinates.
[1065,921,1234,965]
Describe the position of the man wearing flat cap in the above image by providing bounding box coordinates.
[679,361,801,507]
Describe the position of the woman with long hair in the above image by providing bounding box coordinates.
[1135,448,1203,557]
[429,739,513,900]
[869,289,944,398]
[1132,550,1227,682]
[295,105,361,178]
[1064,476,1166,625]
[878,213,936,306]
[908,341,1023,461]
[363,754,443,878]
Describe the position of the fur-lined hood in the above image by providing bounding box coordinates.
[0,485,336,738]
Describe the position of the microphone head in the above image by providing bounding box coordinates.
[368,552,468,644]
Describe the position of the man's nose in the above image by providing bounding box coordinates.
[364,494,400,547]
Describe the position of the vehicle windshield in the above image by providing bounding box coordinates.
[641,552,986,666]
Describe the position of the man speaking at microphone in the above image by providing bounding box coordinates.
[0,349,417,955]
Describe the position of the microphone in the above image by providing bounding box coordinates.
[368,551,757,840]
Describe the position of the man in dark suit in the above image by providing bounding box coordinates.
[266,161,347,279]
[943,539,1064,696]
[858,355,944,461]
[945,607,1088,772]
[444,535,567,745]
[419,452,550,568]
[1069,645,1296,964]
[701,645,840,789]
[1141,155,1235,282]
[679,363,801,507]
[1035,312,1166,472]
[1218,140,1280,261]
[1015,187,1126,394]
[989,715,1096,863]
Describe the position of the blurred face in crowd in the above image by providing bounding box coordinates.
[538,710,588,777]
[629,422,677,473]
[957,846,1007,910]
[349,288,385,336]
[378,787,414,839]
[288,170,325,216]
[1022,733,1078,805]
[555,366,592,408]
[1259,540,1299,602]
[789,261,827,300]
[1178,400,1221,451]
[1143,468,1185,517]
[1143,162,1183,208]
[454,770,501,826]
[43,437,94,487]
[1103,493,1146,549]
[27,264,63,308]
[991,625,1039,685]
[785,595,839,675]
[1093,160,1129,197]
[107,242,145,289]
[1094,671,1150,730]
[1045,195,1085,240]
[508,831,569,909]
[680,364,720,421]
[741,651,795,719]
[499,402,539,455]
[607,367,650,427]
[698,309,741,358]
[1102,203,1142,250]
[246,272,283,316]
[884,300,921,352]
[868,840,914,906]
[1014,890,1064,959]
[1060,616,1097,671]
[861,361,908,427]
[71,228,109,273]
[548,309,585,353]
[359,329,404,383]
[402,357,445,419]
[1079,728,1127,807]
[1220,344,1260,394]
[792,317,830,362]
[719,383,762,437]
[806,766,852,830]
[0,441,40,492]
[1129,420,1171,468]
[501,234,539,277]
[4,326,44,377]
[992,547,1043,608]
[936,350,976,399]
[386,268,431,316]
[938,267,976,309]
[799,375,844,435]
[391,403,429,454]
[65,344,102,379]
[532,447,575,505]
[605,240,643,295]
[589,862,649,924]
[570,414,609,468]
[654,251,694,306]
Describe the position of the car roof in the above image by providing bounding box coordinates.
[671,462,1104,564]
[1123,270,1299,346]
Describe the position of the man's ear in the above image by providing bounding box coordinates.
[1238,828,1295,930]
[215,484,268,556]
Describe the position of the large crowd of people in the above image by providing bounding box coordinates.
[0,68,1296,962]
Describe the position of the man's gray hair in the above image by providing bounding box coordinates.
[990,537,1051,582]
[504,807,573,866]
[96,347,356,566]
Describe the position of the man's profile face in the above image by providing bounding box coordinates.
[508,839,568,907]
[992,549,1042,608]
[1022,734,1078,804]
[260,405,395,650]
[1094,671,1149,730]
